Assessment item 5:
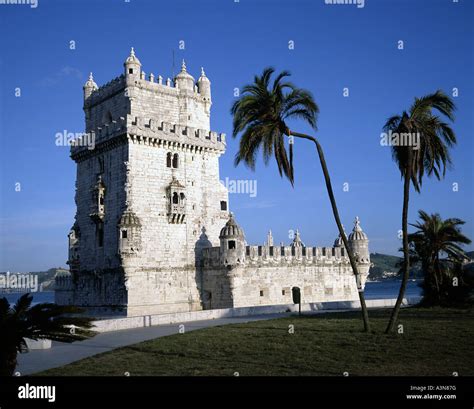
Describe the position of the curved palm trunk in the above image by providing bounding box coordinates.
[289,130,370,332]
[385,151,412,333]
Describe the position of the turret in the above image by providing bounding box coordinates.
[197,67,211,101]
[83,72,98,101]
[118,210,142,258]
[291,229,304,257]
[291,229,304,248]
[174,60,195,92]
[197,67,211,115]
[348,216,369,263]
[219,213,245,266]
[124,47,141,79]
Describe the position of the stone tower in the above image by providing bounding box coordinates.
[56,48,229,316]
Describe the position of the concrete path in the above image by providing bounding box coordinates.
[16,313,292,375]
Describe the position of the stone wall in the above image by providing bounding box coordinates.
[73,142,129,272]
[84,75,128,133]
[128,79,210,131]
[127,139,228,268]
[202,262,369,310]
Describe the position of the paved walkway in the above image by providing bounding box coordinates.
[16,313,292,375]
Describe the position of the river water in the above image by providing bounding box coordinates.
[1,280,423,306]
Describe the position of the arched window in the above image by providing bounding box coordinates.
[180,192,186,204]
[172,192,179,204]
[172,153,179,168]
[166,152,172,168]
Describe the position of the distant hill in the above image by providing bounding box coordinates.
[35,268,69,291]
[369,250,474,282]
[0,268,68,292]
[368,253,403,281]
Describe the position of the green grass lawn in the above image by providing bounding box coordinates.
[38,307,474,376]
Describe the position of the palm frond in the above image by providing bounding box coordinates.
[231,67,318,185]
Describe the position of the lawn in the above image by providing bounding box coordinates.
[38,307,474,376]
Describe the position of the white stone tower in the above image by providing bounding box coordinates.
[56,48,229,316]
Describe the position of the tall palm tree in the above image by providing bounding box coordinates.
[383,90,457,333]
[408,210,471,303]
[0,294,96,376]
[231,67,370,332]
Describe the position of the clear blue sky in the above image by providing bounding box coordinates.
[0,0,473,272]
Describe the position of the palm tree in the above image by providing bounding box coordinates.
[383,90,457,333]
[408,210,471,304]
[231,67,370,332]
[0,294,96,376]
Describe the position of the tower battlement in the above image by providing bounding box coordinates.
[70,113,226,162]
[202,245,352,268]
[85,70,210,107]
[84,74,125,109]
[83,49,212,136]
[201,220,371,269]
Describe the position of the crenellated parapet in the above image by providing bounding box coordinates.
[84,74,126,108]
[202,214,371,270]
[70,113,226,162]
[245,244,349,265]
[202,244,351,269]
[127,114,226,152]
[121,69,207,102]
[84,49,211,118]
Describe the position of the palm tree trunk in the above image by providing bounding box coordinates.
[385,151,412,333]
[289,130,370,332]
[435,253,442,303]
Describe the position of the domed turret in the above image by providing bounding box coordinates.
[348,216,369,263]
[219,213,244,239]
[124,47,141,79]
[219,213,245,266]
[197,67,211,101]
[174,60,195,91]
[291,229,305,248]
[83,72,98,100]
